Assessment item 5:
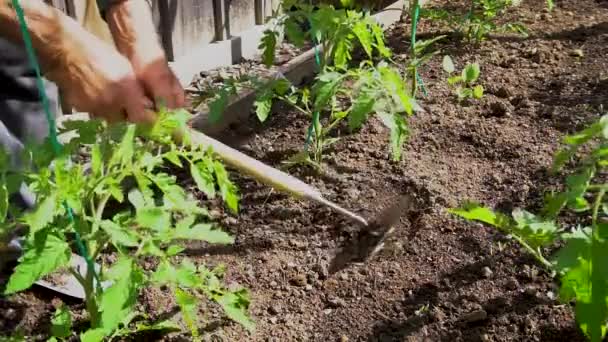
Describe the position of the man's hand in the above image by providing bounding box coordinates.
[46,17,156,123]
[106,1,185,110]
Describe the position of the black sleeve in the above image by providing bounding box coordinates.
[97,0,110,21]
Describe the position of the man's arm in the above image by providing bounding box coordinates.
[0,0,155,123]
[0,0,69,72]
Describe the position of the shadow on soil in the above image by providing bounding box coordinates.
[364,254,581,342]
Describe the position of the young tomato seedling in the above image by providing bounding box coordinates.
[450,114,608,342]
[442,56,484,102]
[1,109,253,341]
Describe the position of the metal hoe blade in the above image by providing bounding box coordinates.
[329,194,414,274]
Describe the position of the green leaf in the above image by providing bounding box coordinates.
[462,63,481,84]
[352,20,373,58]
[370,21,391,57]
[97,258,144,335]
[50,305,72,339]
[127,189,146,210]
[213,161,239,213]
[5,234,71,294]
[208,88,230,124]
[163,245,182,258]
[24,194,58,233]
[163,150,183,168]
[377,112,408,161]
[91,144,102,178]
[312,72,342,111]
[190,161,216,199]
[254,96,273,122]
[259,29,278,67]
[217,290,255,332]
[136,207,171,232]
[284,18,306,46]
[348,88,375,131]
[0,181,7,224]
[448,201,512,230]
[511,209,558,248]
[175,223,234,244]
[473,85,484,99]
[442,55,455,73]
[80,329,106,342]
[175,288,199,338]
[109,125,136,167]
[100,220,140,248]
[447,75,463,85]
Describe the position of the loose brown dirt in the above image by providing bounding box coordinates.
[2,0,608,341]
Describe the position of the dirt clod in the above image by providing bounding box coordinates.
[460,309,488,324]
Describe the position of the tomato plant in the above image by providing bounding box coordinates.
[450,114,608,342]
[442,56,484,102]
[1,109,253,341]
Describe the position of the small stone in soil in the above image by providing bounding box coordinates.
[268,305,281,315]
[291,274,308,287]
[269,317,278,324]
[506,277,519,290]
[313,263,329,279]
[340,335,349,342]
[328,296,346,308]
[339,273,349,281]
[489,101,509,117]
[460,309,488,323]
[524,285,537,297]
[324,308,333,315]
[305,284,313,291]
[270,281,278,288]
[481,266,493,278]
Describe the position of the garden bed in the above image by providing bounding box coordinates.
[2,0,608,341]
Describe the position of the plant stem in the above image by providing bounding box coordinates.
[510,233,553,271]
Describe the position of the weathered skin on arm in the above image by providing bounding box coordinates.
[0,0,154,123]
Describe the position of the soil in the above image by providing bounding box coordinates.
[2,0,608,341]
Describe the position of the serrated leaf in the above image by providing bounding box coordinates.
[167,245,185,256]
[50,305,72,339]
[511,209,558,248]
[109,125,136,167]
[163,150,183,167]
[5,234,71,294]
[136,207,171,232]
[377,112,408,161]
[462,63,481,84]
[213,161,239,213]
[442,55,455,73]
[259,29,278,67]
[448,75,463,85]
[91,144,102,177]
[448,201,512,230]
[284,18,306,46]
[312,72,342,111]
[97,258,143,335]
[254,96,273,122]
[100,220,139,247]
[208,89,229,124]
[348,88,375,131]
[175,288,199,338]
[0,181,7,224]
[80,329,106,342]
[216,290,254,332]
[24,193,57,233]
[352,20,373,58]
[190,161,216,199]
[473,85,484,99]
[175,223,234,244]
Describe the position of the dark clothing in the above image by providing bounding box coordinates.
[0,37,61,208]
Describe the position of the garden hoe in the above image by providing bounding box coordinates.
[17,114,412,299]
